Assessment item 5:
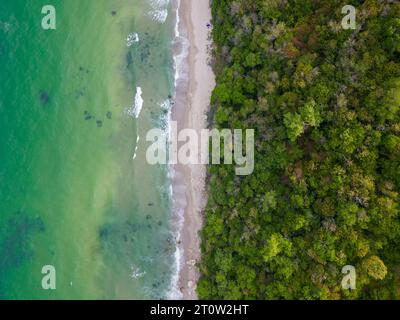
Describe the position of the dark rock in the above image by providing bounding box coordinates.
[39,91,50,105]
[75,90,84,98]
[99,227,109,239]
[84,110,93,120]
[126,52,133,67]
[0,211,45,270]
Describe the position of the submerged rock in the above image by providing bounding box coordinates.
[98,227,109,240]
[84,111,93,120]
[126,52,133,67]
[96,120,103,127]
[75,90,84,98]
[0,211,45,271]
[39,91,50,105]
[106,111,112,120]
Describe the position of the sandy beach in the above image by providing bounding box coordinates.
[171,0,215,300]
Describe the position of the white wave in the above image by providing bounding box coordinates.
[148,0,170,23]
[165,0,187,300]
[174,0,180,38]
[173,0,189,90]
[132,135,140,160]
[147,97,182,300]
[127,32,139,47]
[149,9,168,23]
[160,99,171,110]
[126,87,144,119]
[149,0,170,8]
[167,212,184,300]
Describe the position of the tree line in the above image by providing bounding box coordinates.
[198,0,400,299]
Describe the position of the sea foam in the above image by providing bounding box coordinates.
[148,0,169,23]
[132,136,140,160]
[127,32,139,47]
[166,0,187,301]
[126,87,144,119]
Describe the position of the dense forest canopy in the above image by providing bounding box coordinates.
[199,0,400,299]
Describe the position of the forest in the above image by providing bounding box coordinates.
[198,0,400,299]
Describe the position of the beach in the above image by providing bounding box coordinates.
[0,0,213,300]
[172,0,215,300]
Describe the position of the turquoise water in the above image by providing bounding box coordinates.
[0,0,177,299]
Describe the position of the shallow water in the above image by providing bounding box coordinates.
[0,0,176,299]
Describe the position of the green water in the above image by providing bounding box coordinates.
[0,0,177,299]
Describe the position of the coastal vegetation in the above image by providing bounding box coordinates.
[199,0,400,299]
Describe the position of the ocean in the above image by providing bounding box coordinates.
[0,0,181,299]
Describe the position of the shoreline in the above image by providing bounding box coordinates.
[171,0,215,300]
